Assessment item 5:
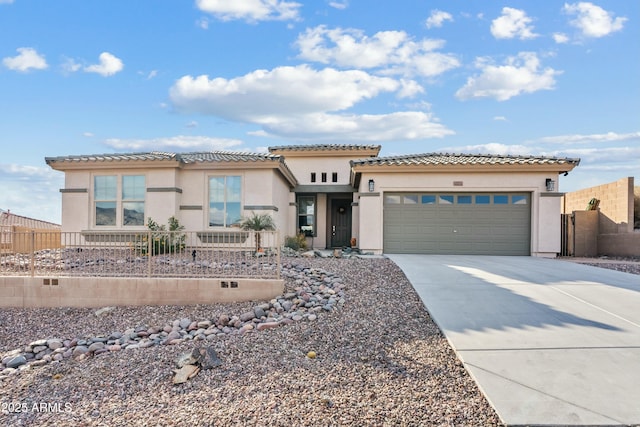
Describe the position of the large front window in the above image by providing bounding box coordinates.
[209,176,242,227]
[94,175,145,227]
[297,195,316,236]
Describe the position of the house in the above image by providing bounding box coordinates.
[45,144,580,257]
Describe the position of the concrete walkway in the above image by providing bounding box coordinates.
[387,255,640,426]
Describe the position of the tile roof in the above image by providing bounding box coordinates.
[45,151,283,165]
[269,144,381,152]
[0,210,60,228]
[351,153,581,167]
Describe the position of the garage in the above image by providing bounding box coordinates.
[383,192,531,255]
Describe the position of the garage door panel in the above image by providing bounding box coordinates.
[384,192,531,255]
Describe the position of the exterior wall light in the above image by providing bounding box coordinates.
[368,179,375,192]
[545,178,555,192]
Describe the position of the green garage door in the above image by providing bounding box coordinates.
[383,193,531,255]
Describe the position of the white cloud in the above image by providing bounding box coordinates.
[260,111,454,142]
[553,33,570,44]
[103,136,244,152]
[84,52,124,76]
[0,164,63,224]
[543,146,640,165]
[426,10,453,29]
[170,65,400,121]
[455,52,560,101]
[82,132,95,138]
[195,0,301,22]
[197,17,210,29]
[537,131,640,145]
[186,121,198,128]
[493,116,507,121]
[2,47,48,72]
[491,7,538,40]
[295,26,460,78]
[169,64,453,142]
[329,1,348,10]
[444,143,531,156]
[61,56,82,74]
[0,0,15,4]
[563,2,626,38]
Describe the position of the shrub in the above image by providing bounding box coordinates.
[284,233,307,251]
[133,216,186,255]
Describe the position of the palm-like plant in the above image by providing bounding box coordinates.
[239,213,275,252]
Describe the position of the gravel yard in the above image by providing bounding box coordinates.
[1,256,503,427]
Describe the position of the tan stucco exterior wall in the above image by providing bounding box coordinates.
[59,166,291,246]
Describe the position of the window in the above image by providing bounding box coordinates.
[494,195,509,204]
[332,172,338,183]
[384,195,401,204]
[94,175,145,227]
[421,195,436,204]
[209,176,242,227]
[122,176,145,226]
[403,195,418,204]
[512,195,528,205]
[95,176,117,226]
[475,195,491,204]
[297,195,315,236]
[439,195,454,204]
[457,195,472,204]
[321,172,327,183]
[310,173,316,183]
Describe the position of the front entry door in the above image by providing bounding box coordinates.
[330,198,352,248]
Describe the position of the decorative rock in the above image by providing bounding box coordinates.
[88,342,105,353]
[32,345,48,354]
[217,314,230,326]
[72,346,89,358]
[239,324,254,334]
[197,320,212,329]
[179,318,191,329]
[172,364,199,384]
[240,311,256,322]
[256,322,280,331]
[94,306,116,317]
[253,306,266,318]
[29,339,48,347]
[6,355,27,369]
[47,339,64,350]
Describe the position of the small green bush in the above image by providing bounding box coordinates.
[284,233,307,251]
[133,216,186,255]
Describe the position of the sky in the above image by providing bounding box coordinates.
[0,0,638,224]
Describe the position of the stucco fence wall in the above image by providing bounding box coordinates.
[562,177,639,258]
[0,276,284,308]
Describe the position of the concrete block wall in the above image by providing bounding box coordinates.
[0,276,284,308]
[562,177,635,233]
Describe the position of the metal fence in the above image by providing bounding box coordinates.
[0,229,280,279]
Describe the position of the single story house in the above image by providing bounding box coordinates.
[45,144,580,257]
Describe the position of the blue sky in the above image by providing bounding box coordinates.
[1,0,638,224]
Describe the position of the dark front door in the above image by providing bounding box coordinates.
[330,198,352,247]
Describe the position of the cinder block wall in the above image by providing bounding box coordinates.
[562,177,634,233]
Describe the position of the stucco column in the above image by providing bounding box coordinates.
[358,192,382,254]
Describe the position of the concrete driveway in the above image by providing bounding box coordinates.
[387,255,640,426]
